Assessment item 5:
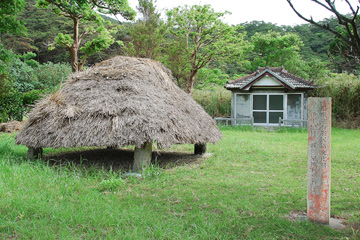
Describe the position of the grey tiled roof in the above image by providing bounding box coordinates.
[225,67,315,90]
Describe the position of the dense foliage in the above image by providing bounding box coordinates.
[1,27,71,123]
[0,0,26,35]
[0,52,71,123]
[164,5,250,93]
[124,0,164,59]
[249,31,303,71]
[1,0,131,65]
[1,2,340,74]
[192,85,231,118]
[241,19,337,63]
[312,73,360,128]
[36,0,135,72]
[1,0,360,127]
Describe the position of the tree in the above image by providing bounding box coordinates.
[124,0,164,59]
[290,19,338,62]
[164,4,250,93]
[1,0,130,65]
[0,0,26,35]
[0,0,26,75]
[0,0,26,103]
[249,30,328,79]
[195,67,230,89]
[287,0,360,70]
[250,31,304,70]
[241,21,286,39]
[2,0,73,63]
[37,0,136,72]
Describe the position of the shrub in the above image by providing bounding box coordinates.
[22,89,47,106]
[8,58,71,93]
[312,73,360,128]
[0,91,24,122]
[0,89,48,123]
[32,62,72,90]
[8,57,37,92]
[192,85,231,118]
[195,68,230,89]
[0,59,70,123]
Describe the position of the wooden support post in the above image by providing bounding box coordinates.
[194,143,206,155]
[133,142,152,172]
[27,147,43,159]
[307,97,331,224]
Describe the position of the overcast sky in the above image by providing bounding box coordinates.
[126,0,358,26]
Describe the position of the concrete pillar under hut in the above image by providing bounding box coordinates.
[133,142,153,172]
[194,143,206,155]
[27,147,43,159]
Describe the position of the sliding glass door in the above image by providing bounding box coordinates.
[253,94,284,124]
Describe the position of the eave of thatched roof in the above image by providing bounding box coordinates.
[15,56,222,149]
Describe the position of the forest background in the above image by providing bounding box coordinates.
[1,0,359,128]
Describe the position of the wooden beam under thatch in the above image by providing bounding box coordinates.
[194,143,207,155]
[27,147,43,159]
[133,142,152,172]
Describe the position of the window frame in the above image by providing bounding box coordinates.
[252,93,285,124]
[234,92,305,125]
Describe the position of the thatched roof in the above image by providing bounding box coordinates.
[16,56,222,149]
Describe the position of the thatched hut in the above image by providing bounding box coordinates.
[15,56,222,171]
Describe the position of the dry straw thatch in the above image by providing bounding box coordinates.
[0,120,26,133]
[16,56,222,149]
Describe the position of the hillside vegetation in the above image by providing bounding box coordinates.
[1,0,359,128]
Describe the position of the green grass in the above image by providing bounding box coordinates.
[0,127,359,239]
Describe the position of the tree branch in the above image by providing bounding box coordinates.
[46,0,79,18]
[344,0,358,17]
[78,30,88,42]
[91,0,109,11]
[287,0,350,44]
[310,0,333,12]
[288,0,360,70]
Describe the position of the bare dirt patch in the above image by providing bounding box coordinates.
[45,148,205,172]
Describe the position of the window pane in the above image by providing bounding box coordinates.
[253,95,267,110]
[236,94,251,118]
[287,94,301,120]
[269,112,283,123]
[269,95,283,110]
[253,112,267,123]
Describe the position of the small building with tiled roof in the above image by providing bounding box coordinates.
[225,67,316,126]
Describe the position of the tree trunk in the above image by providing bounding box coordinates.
[70,17,80,73]
[186,70,198,94]
[69,46,78,72]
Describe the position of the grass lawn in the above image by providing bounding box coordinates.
[0,127,359,239]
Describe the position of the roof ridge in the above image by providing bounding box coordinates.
[225,66,315,90]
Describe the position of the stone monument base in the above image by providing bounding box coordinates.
[288,211,345,230]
